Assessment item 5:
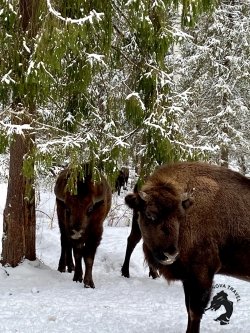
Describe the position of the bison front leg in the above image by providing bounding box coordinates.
[83,255,95,288]
[56,199,74,273]
[83,241,100,288]
[58,234,74,273]
[183,275,213,333]
[58,233,67,272]
[72,246,83,283]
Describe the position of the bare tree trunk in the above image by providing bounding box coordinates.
[2,129,36,265]
[2,133,26,265]
[220,3,236,169]
[220,144,229,168]
[238,155,247,175]
[23,133,36,261]
[1,0,39,266]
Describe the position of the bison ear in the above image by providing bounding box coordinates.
[181,192,193,210]
[125,193,139,209]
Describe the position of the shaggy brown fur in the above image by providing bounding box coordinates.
[54,167,112,288]
[125,162,250,333]
[115,167,129,195]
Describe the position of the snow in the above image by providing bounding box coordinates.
[0,182,249,333]
[46,0,104,25]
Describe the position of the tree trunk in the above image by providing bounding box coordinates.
[220,144,229,168]
[2,130,36,266]
[1,0,39,266]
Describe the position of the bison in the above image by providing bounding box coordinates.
[121,184,159,279]
[125,162,250,333]
[54,166,112,288]
[115,167,129,195]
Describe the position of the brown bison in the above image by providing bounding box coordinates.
[121,185,159,279]
[54,166,112,288]
[125,162,250,333]
[115,167,129,195]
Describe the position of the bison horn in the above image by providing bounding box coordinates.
[181,192,189,201]
[139,191,148,201]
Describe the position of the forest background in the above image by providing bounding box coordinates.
[0,0,250,266]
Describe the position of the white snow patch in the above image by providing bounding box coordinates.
[0,181,249,332]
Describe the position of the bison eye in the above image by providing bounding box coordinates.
[145,211,157,222]
[87,205,94,215]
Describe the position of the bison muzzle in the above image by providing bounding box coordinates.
[54,166,112,288]
[125,162,250,333]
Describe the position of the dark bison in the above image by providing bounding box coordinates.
[125,162,250,333]
[115,167,129,195]
[121,184,159,279]
[54,166,112,288]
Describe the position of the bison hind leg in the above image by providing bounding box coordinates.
[67,262,75,273]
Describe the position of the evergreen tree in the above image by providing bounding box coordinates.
[0,0,113,266]
[0,0,43,266]
[174,0,250,170]
[0,0,217,266]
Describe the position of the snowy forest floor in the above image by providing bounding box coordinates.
[0,181,249,333]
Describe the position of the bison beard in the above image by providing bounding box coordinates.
[54,167,111,288]
[125,162,250,333]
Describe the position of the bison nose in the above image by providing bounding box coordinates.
[153,246,179,266]
[71,229,83,240]
[165,245,178,256]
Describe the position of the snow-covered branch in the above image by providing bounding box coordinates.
[46,0,104,25]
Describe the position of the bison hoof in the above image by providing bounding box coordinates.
[149,270,159,279]
[73,275,83,283]
[84,279,95,288]
[121,267,130,278]
[67,264,75,273]
[84,282,95,289]
[58,267,66,273]
[73,278,83,283]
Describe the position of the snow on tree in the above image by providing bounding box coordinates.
[0,0,217,266]
[174,0,250,171]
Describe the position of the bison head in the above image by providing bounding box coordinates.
[125,182,193,266]
[55,171,105,241]
[64,185,92,240]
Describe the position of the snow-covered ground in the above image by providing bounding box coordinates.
[0,181,249,333]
